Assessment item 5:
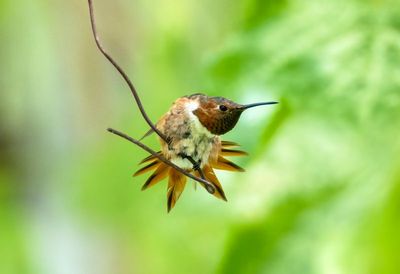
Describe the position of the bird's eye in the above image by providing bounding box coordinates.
[219,105,228,111]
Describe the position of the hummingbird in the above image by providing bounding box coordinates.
[134,93,277,212]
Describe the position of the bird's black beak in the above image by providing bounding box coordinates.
[240,101,278,110]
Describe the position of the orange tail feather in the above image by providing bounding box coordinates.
[167,168,187,212]
[139,151,162,164]
[141,163,169,190]
[221,140,240,147]
[133,160,160,176]
[213,155,245,172]
[220,148,248,157]
[196,165,227,201]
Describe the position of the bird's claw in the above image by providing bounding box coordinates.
[192,162,200,171]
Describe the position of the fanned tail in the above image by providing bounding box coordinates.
[134,155,187,212]
[133,140,247,211]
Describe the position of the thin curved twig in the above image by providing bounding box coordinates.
[107,128,215,194]
[87,0,216,194]
[87,0,167,143]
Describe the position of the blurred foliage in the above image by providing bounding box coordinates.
[219,185,344,274]
[1,0,399,274]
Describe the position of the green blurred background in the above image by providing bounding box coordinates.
[1,0,400,273]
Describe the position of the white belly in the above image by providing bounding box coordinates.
[171,113,216,169]
[170,135,215,169]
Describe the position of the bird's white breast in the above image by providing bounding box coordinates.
[170,100,216,169]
